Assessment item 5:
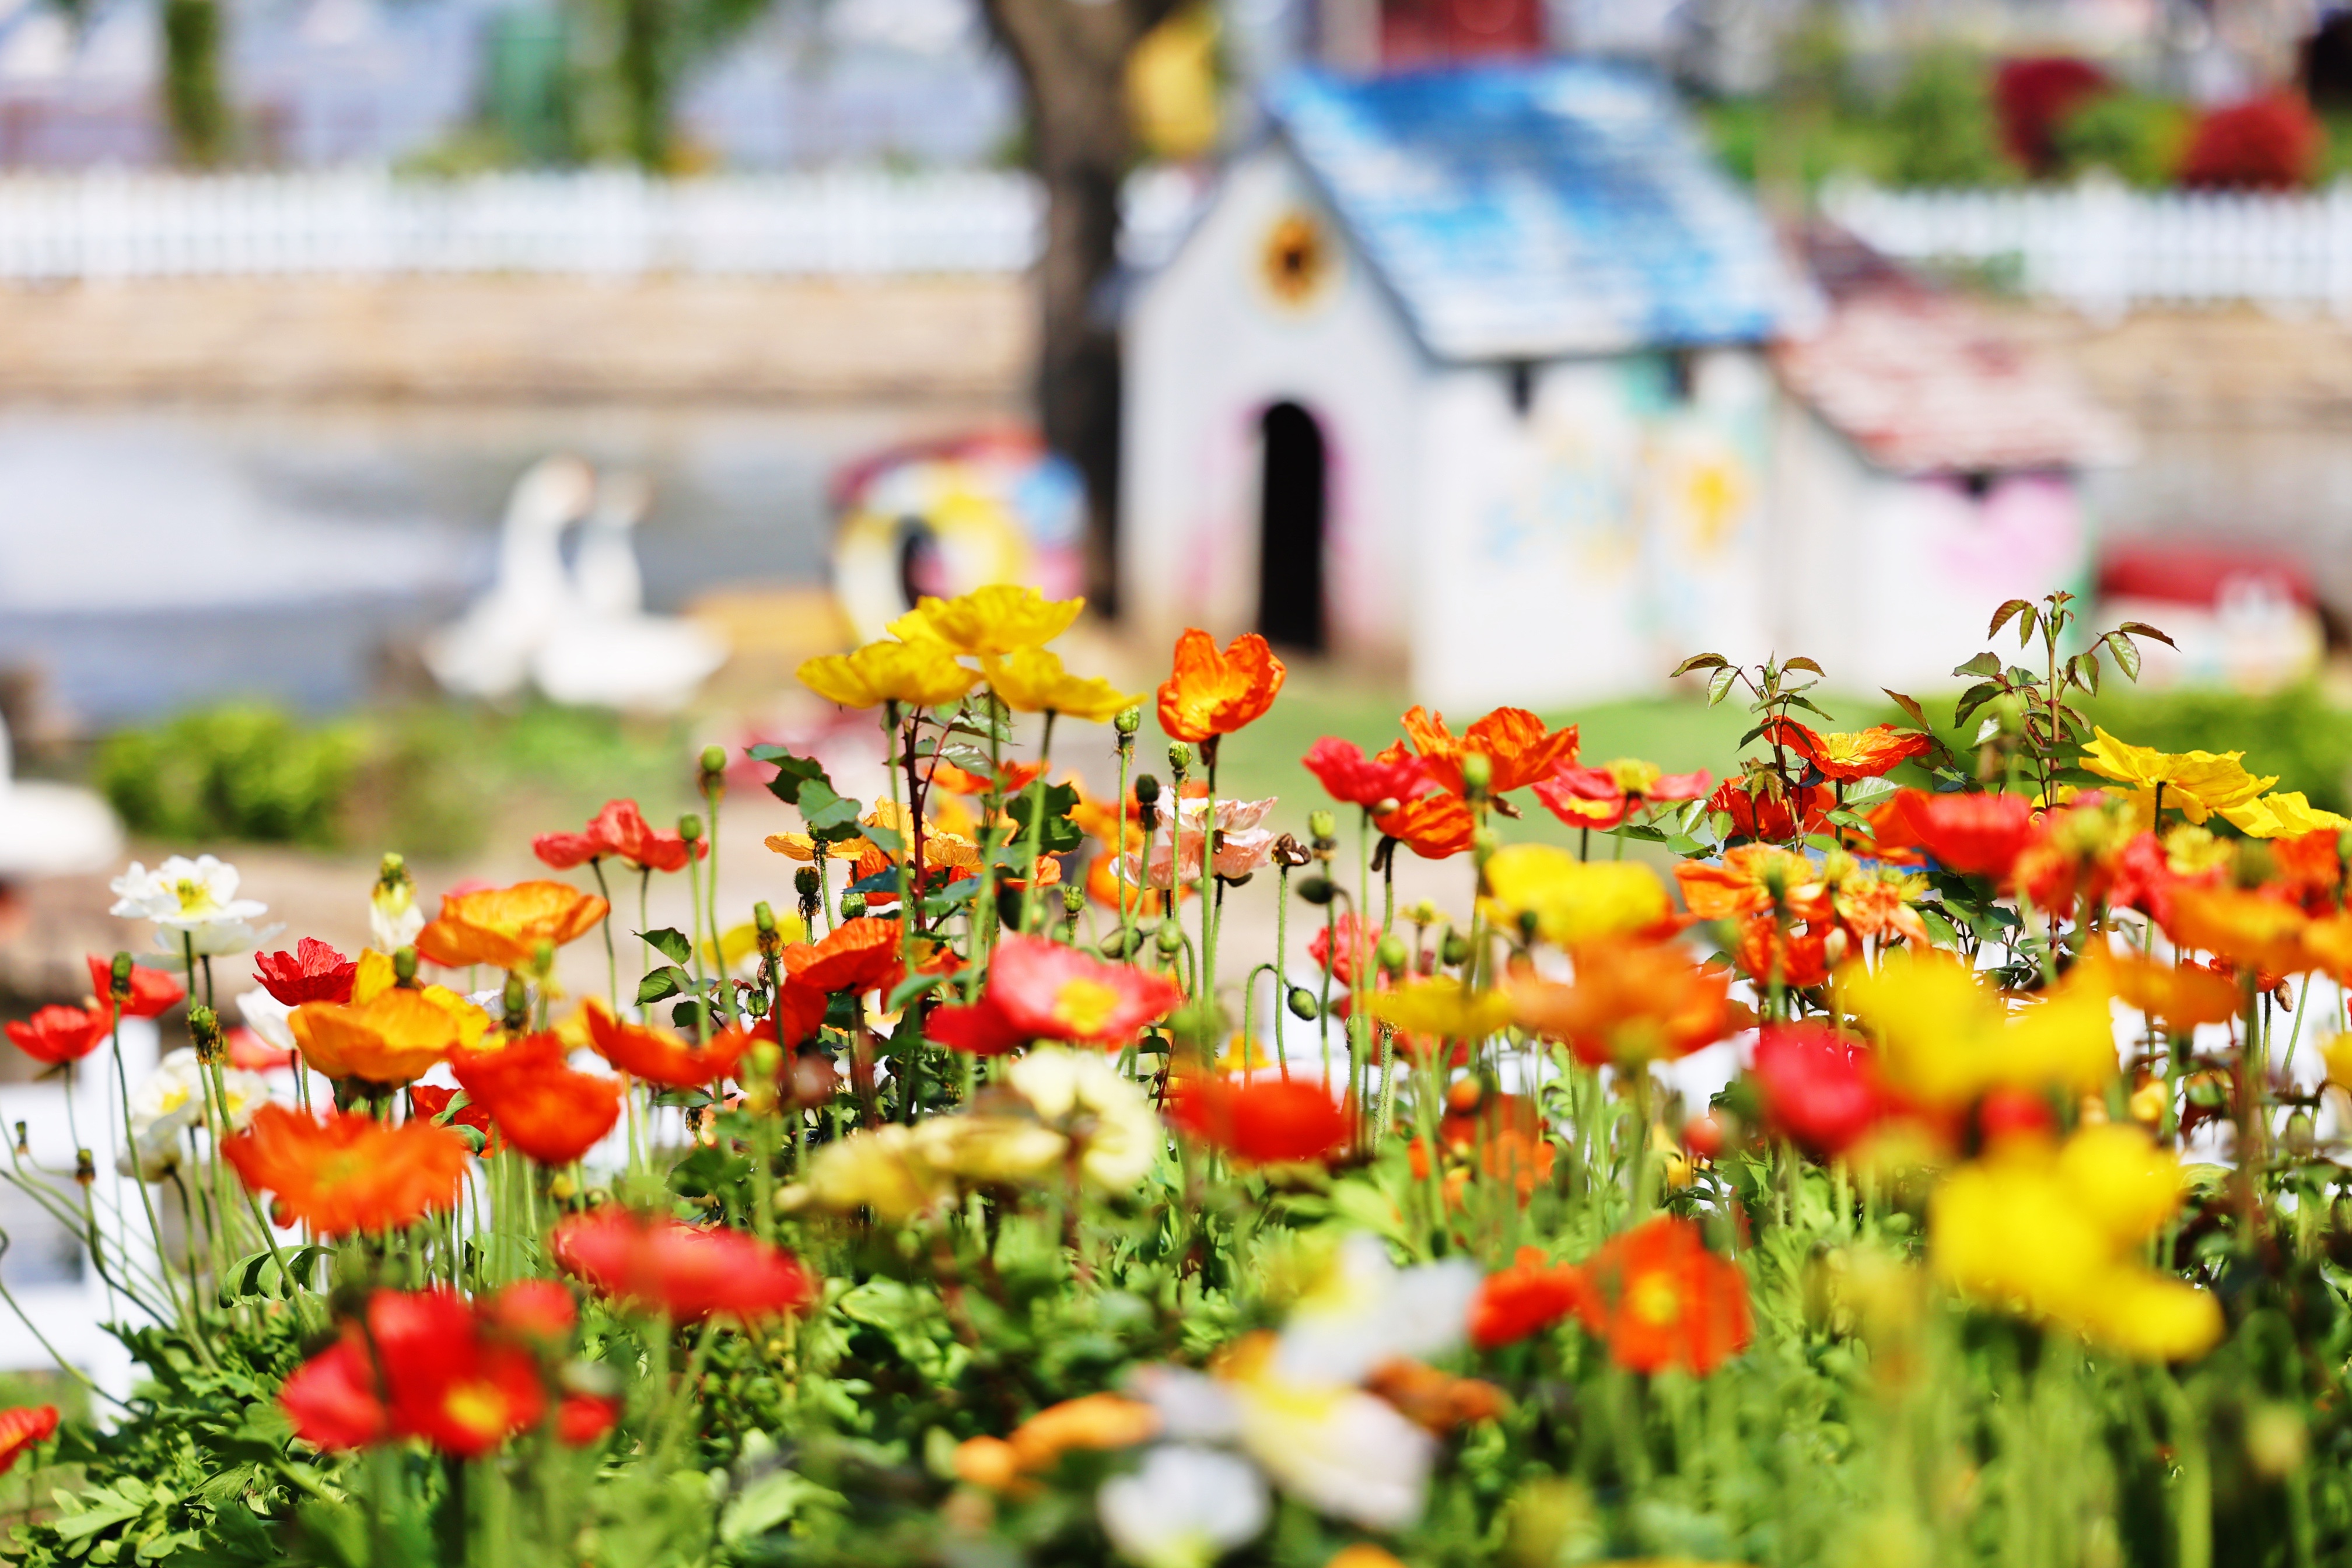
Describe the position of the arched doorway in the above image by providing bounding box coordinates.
[1256,401,1327,652]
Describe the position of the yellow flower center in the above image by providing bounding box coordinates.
[172,877,216,916]
[441,1380,514,1441]
[1627,1271,1684,1328]
[1051,978,1124,1038]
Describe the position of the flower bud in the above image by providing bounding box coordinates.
[1062,885,1086,916]
[74,1148,93,1187]
[10,1122,23,1157]
[1375,935,1409,977]
[188,1005,222,1065]
[1371,796,1401,818]
[1155,918,1186,957]
[1460,751,1493,793]
[1307,809,1336,841]
[1166,742,1192,776]
[1134,774,1162,804]
[793,867,821,898]
[1287,987,1319,1021]
[839,893,867,921]
[680,814,704,843]
[1114,707,1142,737]
[533,939,556,977]
[393,946,419,988]
[109,951,132,1002]
[1098,929,1143,960]
[1295,875,1338,905]
[753,900,776,935]
[700,743,728,780]
[502,974,530,1032]
[1440,930,1471,967]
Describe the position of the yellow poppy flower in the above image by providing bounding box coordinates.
[982,647,1142,722]
[798,639,979,710]
[290,985,491,1085]
[888,584,1083,657]
[351,947,396,1004]
[1367,978,1512,1041]
[1481,845,1670,946]
[1840,948,2116,1107]
[2080,727,2275,827]
[1930,1125,2220,1362]
[2219,790,2352,840]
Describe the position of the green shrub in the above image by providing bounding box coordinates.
[2052,90,2193,187]
[96,704,362,847]
[1881,49,2014,188]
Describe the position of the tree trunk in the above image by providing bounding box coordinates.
[161,0,230,167]
[977,0,1180,615]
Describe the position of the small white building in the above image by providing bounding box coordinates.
[1121,61,1805,709]
[1769,251,2130,691]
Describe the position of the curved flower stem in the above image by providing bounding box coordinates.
[1350,808,1371,1149]
[884,702,915,957]
[684,848,713,1048]
[1114,733,1136,960]
[1017,712,1058,938]
[703,774,732,1024]
[590,859,619,1014]
[1272,864,1289,1079]
[1196,738,1222,1020]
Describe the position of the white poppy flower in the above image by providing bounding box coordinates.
[233,988,296,1054]
[1273,1232,1481,1386]
[1097,1444,1269,1568]
[118,1047,271,1180]
[371,879,424,951]
[1005,1045,1161,1187]
[110,856,268,930]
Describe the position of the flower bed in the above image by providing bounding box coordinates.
[4,586,2349,1566]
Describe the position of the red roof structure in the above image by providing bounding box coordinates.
[1774,285,2130,475]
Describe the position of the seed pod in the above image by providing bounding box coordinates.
[793,867,821,898]
[1375,935,1409,976]
[1114,707,1142,737]
[109,951,133,1002]
[1287,987,1319,1021]
[188,1005,222,1064]
[1167,742,1192,776]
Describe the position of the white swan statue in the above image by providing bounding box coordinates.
[0,708,121,882]
[528,470,728,713]
[422,455,597,701]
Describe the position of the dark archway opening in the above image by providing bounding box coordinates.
[1256,401,1327,652]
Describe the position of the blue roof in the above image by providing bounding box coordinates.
[1267,63,1793,360]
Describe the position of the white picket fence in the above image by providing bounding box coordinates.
[0,167,1068,281]
[1824,177,2352,317]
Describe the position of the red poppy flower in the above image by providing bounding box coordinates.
[1734,915,1831,991]
[981,935,1184,1046]
[481,1279,577,1346]
[1471,1247,1591,1350]
[1751,1023,1890,1158]
[1301,737,1432,811]
[5,1002,113,1065]
[0,1405,57,1476]
[783,917,907,996]
[1576,1216,1751,1376]
[552,1209,816,1322]
[1307,912,1376,989]
[925,997,1032,1056]
[223,1104,470,1237]
[1374,790,1478,860]
[1763,719,1932,783]
[534,797,708,873]
[1165,1076,1350,1163]
[1893,789,2039,880]
[451,1032,622,1166]
[1532,763,1712,831]
[556,1395,621,1446]
[2104,831,2218,928]
[249,937,357,1007]
[2271,829,2344,914]
[85,956,184,1017]
[1397,706,1578,797]
[282,1288,548,1460]
[1157,629,1286,743]
[585,1002,751,1088]
[224,1028,295,1072]
[1707,776,1829,842]
[408,1084,503,1157]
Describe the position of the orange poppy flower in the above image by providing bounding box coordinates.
[1707,775,1829,842]
[1508,942,1733,1068]
[1164,1075,1351,1163]
[416,880,610,972]
[222,1104,470,1237]
[2085,949,2242,1029]
[1763,718,1933,783]
[1409,1126,1555,1205]
[782,916,907,996]
[1734,914,1831,991]
[1156,628,1286,743]
[1363,1359,1508,1434]
[1374,790,1478,860]
[1576,1216,1752,1375]
[1471,1247,1591,1350]
[1532,760,1711,831]
[451,1032,621,1166]
[0,1404,57,1476]
[1894,789,2040,880]
[408,1084,502,1156]
[290,986,489,1085]
[88,954,187,1017]
[2271,829,2344,912]
[1396,705,1578,797]
[584,1002,751,1088]
[1673,845,1825,921]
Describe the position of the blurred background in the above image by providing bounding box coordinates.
[2,3,2352,1037]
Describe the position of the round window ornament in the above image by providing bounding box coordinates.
[1261,211,1336,307]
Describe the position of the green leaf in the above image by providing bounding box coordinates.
[2115,619,2178,649]
[722,1471,821,1547]
[1987,598,2034,642]
[636,966,690,1005]
[639,927,692,965]
[1005,781,1083,855]
[886,970,949,1011]
[1706,666,1739,706]
[1782,656,1825,676]
[1783,695,1833,720]
[1882,689,1931,731]
[1671,652,1730,677]
[746,744,833,807]
[1952,681,2001,723]
[1951,651,2002,679]
[2103,629,2143,682]
[797,781,864,835]
[860,824,905,855]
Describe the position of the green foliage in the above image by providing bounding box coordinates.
[1881,50,2015,190]
[97,705,363,848]
[2052,91,2194,187]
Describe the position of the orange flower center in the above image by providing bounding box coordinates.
[1626,1270,1685,1328]
[1050,978,1122,1038]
